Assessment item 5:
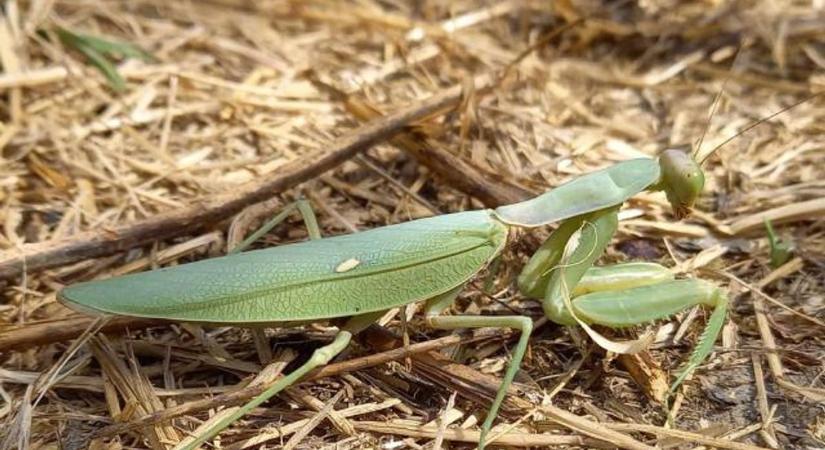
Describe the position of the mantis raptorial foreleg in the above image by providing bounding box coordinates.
[423,287,533,449]
[180,310,385,450]
[519,207,620,325]
[517,206,728,400]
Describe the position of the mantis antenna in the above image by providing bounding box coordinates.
[692,46,743,161]
[692,45,823,165]
[698,91,824,165]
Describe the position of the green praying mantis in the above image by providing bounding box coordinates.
[59,148,728,449]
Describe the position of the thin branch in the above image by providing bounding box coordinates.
[0,73,497,280]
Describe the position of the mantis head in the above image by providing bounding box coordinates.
[658,149,704,219]
[662,88,822,220]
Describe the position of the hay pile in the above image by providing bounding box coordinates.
[1,1,823,448]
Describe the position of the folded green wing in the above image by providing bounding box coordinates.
[60,210,507,324]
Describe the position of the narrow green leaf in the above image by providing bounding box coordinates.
[55,27,155,91]
[764,218,793,268]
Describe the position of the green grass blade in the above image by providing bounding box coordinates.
[55,27,154,91]
[74,41,126,91]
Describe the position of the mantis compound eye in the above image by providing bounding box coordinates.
[658,149,704,219]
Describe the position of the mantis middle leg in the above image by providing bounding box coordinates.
[424,287,533,449]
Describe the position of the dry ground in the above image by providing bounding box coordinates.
[0,1,823,449]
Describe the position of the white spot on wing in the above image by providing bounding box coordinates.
[335,258,361,273]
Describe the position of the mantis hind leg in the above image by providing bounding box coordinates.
[230,198,321,254]
[229,199,321,362]
[424,287,533,450]
[179,310,384,450]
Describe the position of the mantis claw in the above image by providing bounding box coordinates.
[518,202,728,410]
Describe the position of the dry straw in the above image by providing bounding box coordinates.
[0,1,823,449]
